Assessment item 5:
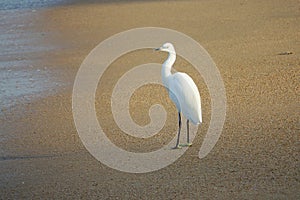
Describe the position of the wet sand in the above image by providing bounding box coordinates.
[0,0,299,199]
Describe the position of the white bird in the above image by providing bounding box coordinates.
[155,42,202,149]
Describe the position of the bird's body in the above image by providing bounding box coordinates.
[166,72,202,125]
[156,42,202,148]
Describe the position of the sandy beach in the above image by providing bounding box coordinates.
[0,0,299,199]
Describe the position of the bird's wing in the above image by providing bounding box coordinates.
[168,72,202,124]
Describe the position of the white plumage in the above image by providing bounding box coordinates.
[155,42,202,148]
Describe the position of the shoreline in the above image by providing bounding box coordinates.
[1,0,299,199]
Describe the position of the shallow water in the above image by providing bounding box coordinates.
[0,2,64,113]
[0,0,69,11]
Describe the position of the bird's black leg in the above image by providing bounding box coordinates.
[186,120,192,146]
[187,119,190,144]
[173,112,181,149]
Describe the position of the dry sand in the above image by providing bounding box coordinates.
[0,0,299,199]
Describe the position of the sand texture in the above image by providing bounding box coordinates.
[0,0,299,199]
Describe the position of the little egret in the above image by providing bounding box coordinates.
[155,42,202,149]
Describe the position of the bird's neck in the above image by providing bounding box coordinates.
[161,52,176,86]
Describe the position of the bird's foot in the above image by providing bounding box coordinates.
[179,143,193,147]
[172,145,182,149]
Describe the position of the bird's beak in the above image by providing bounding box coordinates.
[154,47,161,51]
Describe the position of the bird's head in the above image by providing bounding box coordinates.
[154,42,176,55]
